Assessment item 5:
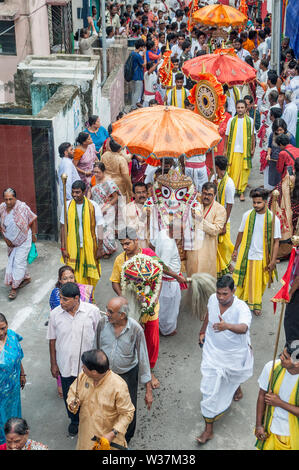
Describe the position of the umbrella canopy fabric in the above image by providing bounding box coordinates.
[192,3,247,27]
[111,105,221,166]
[182,48,256,86]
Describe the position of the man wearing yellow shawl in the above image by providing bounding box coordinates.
[60,180,104,287]
[166,73,189,108]
[232,187,281,316]
[211,156,235,278]
[255,343,299,450]
[224,100,256,201]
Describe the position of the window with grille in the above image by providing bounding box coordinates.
[0,20,17,55]
[48,3,73,54]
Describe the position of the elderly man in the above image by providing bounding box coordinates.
[282,90,298,139]
[95,296,152,443]
[197,275,253,445]
[47,282,101,436]
[67,349,134,450]
[255,342,299,450]
[186,182,226,278]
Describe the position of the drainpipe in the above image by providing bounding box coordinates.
[100,0,108,86]
[270,0,282,76]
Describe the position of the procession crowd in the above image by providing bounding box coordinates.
[1,0,299,453]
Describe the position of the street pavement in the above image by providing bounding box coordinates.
[0,151,287,451]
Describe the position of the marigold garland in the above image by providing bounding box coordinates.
[158,50,173,86]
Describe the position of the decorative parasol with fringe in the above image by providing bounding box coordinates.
[182,48,256,87]
[192,3,247,27]
[111,105,221,167]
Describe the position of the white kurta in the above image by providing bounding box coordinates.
[200,294,254,419]
[152,230,181,335]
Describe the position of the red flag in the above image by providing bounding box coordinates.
[271,247,297,313]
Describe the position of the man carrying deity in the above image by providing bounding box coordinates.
[110,227,185,388]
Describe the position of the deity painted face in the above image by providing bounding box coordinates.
[160,184,190,211]
[155,169,195,213]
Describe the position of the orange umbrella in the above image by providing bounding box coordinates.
[182,48,256,86]
[111,106,221,167]
[192,4,247,27]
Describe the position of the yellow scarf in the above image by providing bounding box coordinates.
[170,86,187,108]
[62,198,101,282]
[233,209,273,288]
[256,361,299,450]
[227,115,252,169]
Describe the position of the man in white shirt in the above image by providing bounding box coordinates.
[47,282,101,436]
[255,343,299,450]
[287,63,299,110]
[171,32,185,59]
[143,61,158,106]
[57,142,80,206]
[232,187,281,316]
[234,37,251,61]
[282,90,298,138]
[257,30,267,60]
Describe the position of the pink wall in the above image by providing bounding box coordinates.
[0,0,50,103]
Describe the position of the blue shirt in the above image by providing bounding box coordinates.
[132,51,144,81]
[84,126,109,153]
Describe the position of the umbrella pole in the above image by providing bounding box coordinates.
[211,148,219,202]
[162,158,165,175]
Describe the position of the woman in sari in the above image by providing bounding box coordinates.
[101,138,133,202]
[88,161,120,258]
[265,118,296,190]
[48,265,94,398]
[84,115,109,156]
[73,132,98,188]
[0,314,26,445]
[1,418,48,450]
[0,189,37,300]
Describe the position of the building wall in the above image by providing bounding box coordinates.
[0,0,50,103]
[0,124,37,213]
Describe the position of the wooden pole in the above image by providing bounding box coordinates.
[262,301,286,432]
[61,173,68,260]
[268,189,279,288]
[211,148,219,202]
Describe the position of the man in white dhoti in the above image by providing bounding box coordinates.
[151,229,181,336]
[197,275,253,444]
[0,188,37,300]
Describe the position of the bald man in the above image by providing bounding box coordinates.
[95,297,153,444]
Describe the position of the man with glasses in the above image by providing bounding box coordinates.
[186,182,226,278]
[95,296,153,444]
